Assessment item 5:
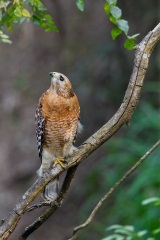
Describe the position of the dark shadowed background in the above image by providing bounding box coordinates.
[0,0,159,239]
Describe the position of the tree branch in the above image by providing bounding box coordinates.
[0,23,159,240]
[68,140,160,240]
[18,165,78,240]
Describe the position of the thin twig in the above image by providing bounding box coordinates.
[68,140,160,240]
[25,202,51,213]
[18,165,78,240]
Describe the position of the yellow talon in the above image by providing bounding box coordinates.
[53,157,65,168]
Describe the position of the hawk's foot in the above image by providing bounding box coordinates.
[53,157,65,168]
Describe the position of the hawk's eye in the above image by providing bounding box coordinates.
[60,75,64,81]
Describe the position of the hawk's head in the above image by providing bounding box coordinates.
[49,72,74,98]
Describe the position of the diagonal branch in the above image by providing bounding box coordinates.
[0,23,159,240]
[68,140,160,240]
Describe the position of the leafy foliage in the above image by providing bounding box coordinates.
[1,0,139,50]
[104,0,139,50]
[76,0,139,50]
[103,224,147,240]
[102,197,160,240]
[0,0,58,44]
[0,30,12,44]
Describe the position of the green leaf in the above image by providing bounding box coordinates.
[14,7,22,17]
[0,34,9,39]
[107,0,117,5]
[42,13,52,20]
[142,197,160,205]
[8,25,13,32]
[116,19,129,35]
[109,15,116,24]
[76,0,84,11]
[41,22,47,28]
[153,228,160,235]
[22,9,31,18]
[37,5,46,11]
[122,226,135,231]
[45,24,58,32]
[111,27,122,40]
[32,15,41,25]
[106,225,124,231]
[104,2,110,15]
[137,230,148,237]
[110,6,122,19]
[124,38,135,50]
[115,229,132,235]
[1,38,12,44]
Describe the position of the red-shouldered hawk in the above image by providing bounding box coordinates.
[35,72,82,202]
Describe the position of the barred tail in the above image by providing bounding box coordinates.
[37,166,59,202]
[43,178,59,202]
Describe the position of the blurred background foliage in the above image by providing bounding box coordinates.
[0,0,159,240]
[102,197,160,240]
[78,96,160,239]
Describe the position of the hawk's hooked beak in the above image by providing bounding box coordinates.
[49,72,54,78]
